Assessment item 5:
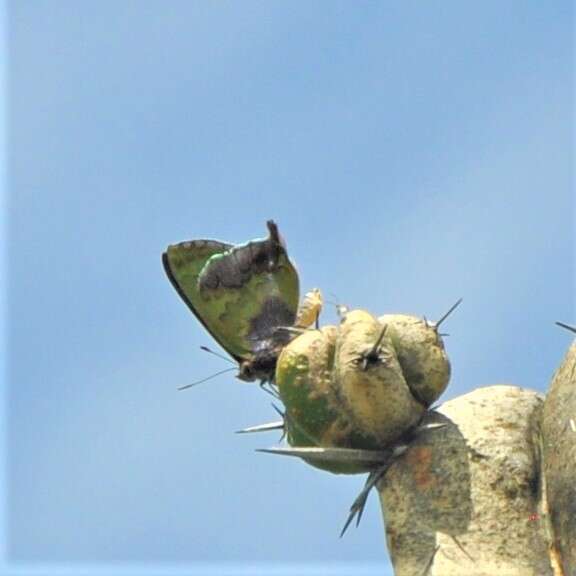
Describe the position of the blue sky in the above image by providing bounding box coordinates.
[4,1,574,574]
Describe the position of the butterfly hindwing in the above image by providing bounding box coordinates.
[163,239,241,358]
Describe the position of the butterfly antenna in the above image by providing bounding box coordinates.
[327,293,349,320]
[177,367,237,390]
[327,292,344,307]
[199,345,235,364]
[434,298,463,331]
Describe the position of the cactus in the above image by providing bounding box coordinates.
[275,307,453,466]
[262,309,576,574]
[165,223,575,573]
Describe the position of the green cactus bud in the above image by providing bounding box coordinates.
[379,314,451,407]
[276,309,448,474]
[334,310,426,448]
[276,326,369,473]
[276,326,339,446]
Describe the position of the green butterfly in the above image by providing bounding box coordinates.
[162,221,300,385]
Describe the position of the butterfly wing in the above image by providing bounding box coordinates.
[163,222,300,363]
[163,239,244,360]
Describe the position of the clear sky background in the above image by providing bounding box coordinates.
[4,2,574,574]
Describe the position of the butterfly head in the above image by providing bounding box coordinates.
[237,349,280,384]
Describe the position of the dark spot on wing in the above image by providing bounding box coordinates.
[238,296,296,382]
[249,296,296,350]
[198,234,284,291]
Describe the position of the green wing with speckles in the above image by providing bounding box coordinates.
[162,221,300,366]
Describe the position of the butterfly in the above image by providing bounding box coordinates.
[163,220,304,386]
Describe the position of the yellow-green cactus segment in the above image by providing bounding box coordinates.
[276,310,446,474]
[379,314,450,407]
[276,326,340,445]
[277,324,390,474]
[277,326,369,451]
[335,310,425,448]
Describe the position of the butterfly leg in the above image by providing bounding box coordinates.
[270,403,289,442]
[259,380,280,399]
